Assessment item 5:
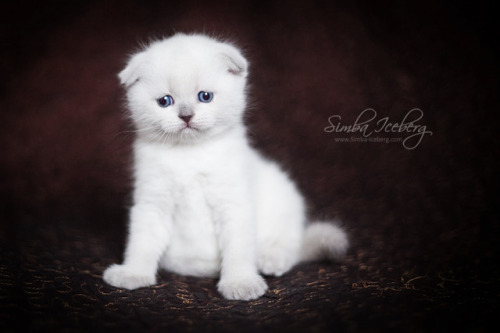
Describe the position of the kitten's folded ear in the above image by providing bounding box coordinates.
[219,44,248,77]
[118,51,147,88]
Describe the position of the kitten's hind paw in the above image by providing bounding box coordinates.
[217,273,268,301]
[103,264,156,290]
[258,246,297,277]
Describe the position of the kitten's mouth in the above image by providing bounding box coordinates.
[178,123,203,136]
[181,123,198,131]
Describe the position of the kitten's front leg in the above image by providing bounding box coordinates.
[103,204,169,290]
[215,203,268,300]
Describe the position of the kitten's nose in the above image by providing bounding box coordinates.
[178,105,194,123]
[179,114,193,123]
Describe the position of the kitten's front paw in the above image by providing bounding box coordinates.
[103,264,156,290]
[217,273,268,301]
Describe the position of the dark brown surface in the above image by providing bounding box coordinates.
[1,0,498,332]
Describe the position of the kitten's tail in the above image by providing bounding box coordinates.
[300,221,349,262]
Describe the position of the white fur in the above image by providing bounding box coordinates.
[103,33,348,300]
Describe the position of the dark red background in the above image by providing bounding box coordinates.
[1,0,498,331]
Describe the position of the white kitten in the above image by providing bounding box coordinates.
[103,33,348,300]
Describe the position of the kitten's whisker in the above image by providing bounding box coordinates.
[118,124,161,135]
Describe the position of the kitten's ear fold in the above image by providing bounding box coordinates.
[220,45,248,77]
[118,51,147,88]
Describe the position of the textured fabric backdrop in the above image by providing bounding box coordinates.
[1,0,498,332]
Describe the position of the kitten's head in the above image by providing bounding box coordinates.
[119,33,248,144]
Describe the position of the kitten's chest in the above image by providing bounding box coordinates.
[160,154,216,206]
[136,138,251,219]
[164,166,220,261]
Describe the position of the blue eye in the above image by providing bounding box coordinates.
[198,91,213,103]
[157,95,174,107]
